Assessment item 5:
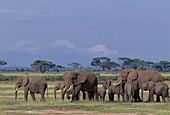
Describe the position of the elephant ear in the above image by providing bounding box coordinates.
[60,82,66,90]
[22,76,29,87]
[73,72,86,86]
[127,70,138,82]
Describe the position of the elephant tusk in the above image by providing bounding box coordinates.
[112,82,121,85]
[67,84,73,92]
[14,88,18,93]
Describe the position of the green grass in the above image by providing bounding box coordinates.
[0,81,169,114]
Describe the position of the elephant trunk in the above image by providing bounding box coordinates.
[54,87,57,100]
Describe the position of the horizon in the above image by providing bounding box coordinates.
[1,1,170,67]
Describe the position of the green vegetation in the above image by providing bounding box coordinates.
[0,81,169,114]
[0,72,170,83]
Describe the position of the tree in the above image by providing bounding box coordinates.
[118,57,153,70]
[68,62,81,70]
[137,66,146,71]
[56,65,65,73]
[151,61,170,72]
[151,63,163,72]
[0,60,7,67]
[31,60,56,73]
[91,57,119,71]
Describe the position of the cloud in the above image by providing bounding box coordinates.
[88,44,118,55]
[0,8,41,15]
[9,40,41,54]
[51,39,76,49]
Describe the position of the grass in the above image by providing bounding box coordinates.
[0,80,169,114]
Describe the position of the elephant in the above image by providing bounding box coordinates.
[142,81,169,102]
[54,81,67,100]
[114,69,163,102]
[63,71,98,102]
[103,80,125,102]
[54,81,82,101]
[108,81,125,102]
[124,81,135,103]
[97,87,106,101]
[14,76,48,102]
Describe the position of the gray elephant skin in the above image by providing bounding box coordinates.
[97,86,106,101]
[115,69,163,102]
[14,76,48,102]
[54,81,80,101]
[142,81,169,102]
[63,71,98,102]
[54,81,67,100]
[103,80,125,102]
[124,81,135,103]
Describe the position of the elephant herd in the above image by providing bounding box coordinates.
[14,69,169,103]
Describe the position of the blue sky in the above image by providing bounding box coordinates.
[0,1,170,67]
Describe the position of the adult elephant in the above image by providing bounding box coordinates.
[14,76,48,102]
[115,69,163,102]
[63,71,98,102]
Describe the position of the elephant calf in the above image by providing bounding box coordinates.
[108,81,125,102]
[54,81,67,100]
[14,76,48,102]
[142,81,169,103]
[97,87,106,101]
[124,81,135,103]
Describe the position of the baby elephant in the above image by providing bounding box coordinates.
[54,81,67,100]
[142,81,169,103]
[124,81,135,103]
[108,81,125,102]
[97,86,106,101]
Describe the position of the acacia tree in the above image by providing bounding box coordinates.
[68,62,82,70]
[0,60,7,67]
[91,57,119,71]
[56,65,65,73]
[31,60,56,73]
[118,57,153,70]
[152,61,170,72]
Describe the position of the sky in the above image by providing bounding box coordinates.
[0,0,170,67]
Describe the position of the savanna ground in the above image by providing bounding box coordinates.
[0,73,170,115]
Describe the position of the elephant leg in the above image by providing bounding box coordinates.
[93,87,98,101]
[122,93,125,102]
[30,91,36,101]
[76,92,80,101]
[40,92,45,102]
[71,85,81,102]
[61,90,65,100]
[156,96,160,102]
[112,94,114,101]
[118,94,120,102]
[24,88,29,101]
[83,91,86,100]
[85,91,89,100]
[162,95,166,103]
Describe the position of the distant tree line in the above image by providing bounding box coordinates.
[1,57,170,73]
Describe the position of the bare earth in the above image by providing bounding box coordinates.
[3,110,136,115]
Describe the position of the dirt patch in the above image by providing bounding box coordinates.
[3,110,136,115]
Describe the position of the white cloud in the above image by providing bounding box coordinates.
[10,40,41,54]
[88,44,118,55]
[0,8,41,15]
[52,39,76,49]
